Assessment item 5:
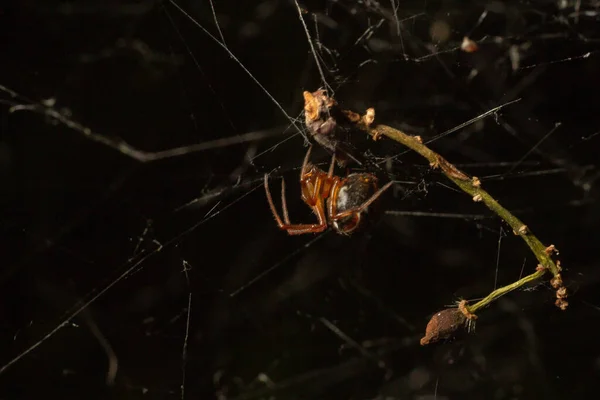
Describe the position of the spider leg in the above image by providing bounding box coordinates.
[276,203,328,235]
[300,144,313,178]
[310,174,323,205]
[280,177,291,224]
[299,144,322,206]
[285,202,327,235]
[264,173,285,227]
[327,151,336,177]
[265,172,328,235]
[331,181,394,221]
[328,179,341,219]
[301,168,324,207]
[285,222,327,235]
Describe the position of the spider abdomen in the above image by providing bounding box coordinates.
[332,173,379,234]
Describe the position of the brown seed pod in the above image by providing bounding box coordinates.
[420,308,467,345]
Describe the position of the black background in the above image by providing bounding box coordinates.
[2,0,600,399]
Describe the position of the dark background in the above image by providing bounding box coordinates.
[1,0,600,399]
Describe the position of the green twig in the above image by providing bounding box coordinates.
[356,121,567,312]
[468,269,545,313]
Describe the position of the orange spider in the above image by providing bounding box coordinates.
[264,146,393,235]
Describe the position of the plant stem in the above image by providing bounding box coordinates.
[363,124,560,277]
[356,122,567,311]
[468,269,545,313]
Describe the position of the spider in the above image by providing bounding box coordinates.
[264,145,393,235]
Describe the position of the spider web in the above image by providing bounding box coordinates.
[1,0,600,399]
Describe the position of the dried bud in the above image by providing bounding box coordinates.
[550,274,563,289]
[545,244,558,255]
[556,298,569,310]
[363,108,375,126]
[556,286,568,299]
[420,308,467,345]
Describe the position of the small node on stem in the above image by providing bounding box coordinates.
[472,176,481,188]
[556,298,569,310]
[536,264,546,272]
[473,194,483,202]
[458,300,478,321]
[516,225,528,235]
[420,307,467,346]
[371,129,383,141]
[413,135,423,143]
[363,108,375,126]
[545,244,559,255]
[550,274,563,289]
